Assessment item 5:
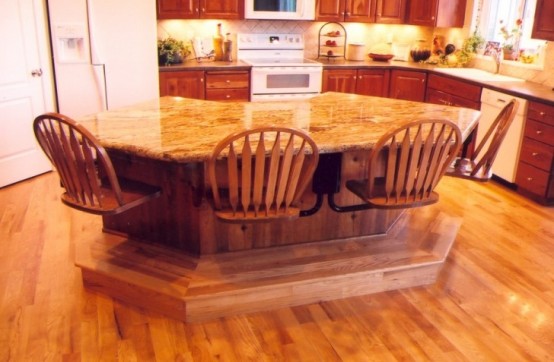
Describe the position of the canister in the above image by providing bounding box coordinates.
[347,43,365,61]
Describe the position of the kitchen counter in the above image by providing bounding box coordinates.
[80,92,479,163]
[159,59,554,105]
[76,92,476,322]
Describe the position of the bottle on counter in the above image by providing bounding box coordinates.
[223,33,233,62]
[213,23,224,61]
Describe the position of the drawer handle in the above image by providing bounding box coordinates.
[536,130,542,135]
[226,80,231,83]
[226,95,231,98]
[527,177,533,181]
[532,152,539,157]
[539,111,545,117]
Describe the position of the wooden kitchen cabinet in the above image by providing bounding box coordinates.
[356,69,390,97]
[406,0,466,27]
[159,70,249,101]
[316,0,405,24]
[322,69,357,93]
[532,0,554,41]
[389,69,426,102]
[322,69,390,97]
[157,0,243,19]
[516,101,554,205]
[159,70,205,99]
[425,74,481,110]
[205,71,249,101]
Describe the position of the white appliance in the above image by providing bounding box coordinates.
[478,88,528,183]
[48,0,159,118]
[245,0,315,20]
[237,33,322,102]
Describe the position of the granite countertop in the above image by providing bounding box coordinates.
[79,92,480,163]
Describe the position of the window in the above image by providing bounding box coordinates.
[472,0,546,67]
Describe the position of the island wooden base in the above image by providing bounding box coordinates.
[74,205,461,323]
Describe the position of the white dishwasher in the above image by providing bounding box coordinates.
[478,88,528,183]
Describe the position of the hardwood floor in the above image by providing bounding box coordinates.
[1,171,553,361]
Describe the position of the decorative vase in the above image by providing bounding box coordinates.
[503,48,517,61]
[410,39,431,62]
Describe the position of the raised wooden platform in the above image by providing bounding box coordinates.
[74,206,461,323]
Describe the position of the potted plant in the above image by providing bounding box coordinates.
[157,37,190,65]
[499,19,523,60]
[464,32,485,54]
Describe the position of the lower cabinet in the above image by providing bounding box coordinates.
[322,68,390,97]
[159,69,249,101]
[516,101,554,204]
[389,69,427,102]
[426,74,482,158]
[159,70,205,99]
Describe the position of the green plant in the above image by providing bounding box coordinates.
[463,32,485,53]
[157,37,190,65]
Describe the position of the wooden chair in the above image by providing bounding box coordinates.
[207,127,319,222]
[346,119,462,209]
[446,99,519,181]
[33,113,161,215]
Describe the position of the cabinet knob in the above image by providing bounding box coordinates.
[536,130,543,135]
[31,68,43,77]
[527,177,533,181]
[226,94,231,98]
[539,111,545,117]
[226,80,231,83]
[532,152,539,156]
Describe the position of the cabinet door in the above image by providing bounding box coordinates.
[316,0,345,21]
[322,69,357,93]
[533,0,554,42]
[407,0,437,26]
[157,0,197,19]
[159,71,205,99]
[345,0,376,22]
[199,0,243,19]
[389,70,426,102]
[375,0,406,24]
[356,69,390,97]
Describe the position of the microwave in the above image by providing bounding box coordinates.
[245,0,315,20]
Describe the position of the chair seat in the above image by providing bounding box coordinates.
[446,157,492,182]
[61,178,161,215]
[346,178,439,209]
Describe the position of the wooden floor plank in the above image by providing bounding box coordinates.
[1,172,553,360]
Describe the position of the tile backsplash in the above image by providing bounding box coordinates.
[158,19,553,89]
[158,19,433,60]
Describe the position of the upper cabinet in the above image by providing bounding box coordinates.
[316,0,405,24]
[157,0,244,19]
[532,0,554,41]
[407,0,466,27]
[375,0,407,24]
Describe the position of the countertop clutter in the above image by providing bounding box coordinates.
[159,60,554,106]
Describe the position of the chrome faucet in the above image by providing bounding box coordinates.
[490,49,502,74]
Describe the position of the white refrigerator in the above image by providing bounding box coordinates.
[48,0,159,118]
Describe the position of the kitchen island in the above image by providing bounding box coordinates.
[75,92,480,321]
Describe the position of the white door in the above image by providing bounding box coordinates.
[0,0,53,188]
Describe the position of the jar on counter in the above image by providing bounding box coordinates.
[410,39,431,62]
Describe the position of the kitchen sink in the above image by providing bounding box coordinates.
[434,68,524,82]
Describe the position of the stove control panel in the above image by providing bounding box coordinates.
[237,33,304,50]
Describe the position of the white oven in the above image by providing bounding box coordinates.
[238,33,323,102]
[250,65,322,101]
